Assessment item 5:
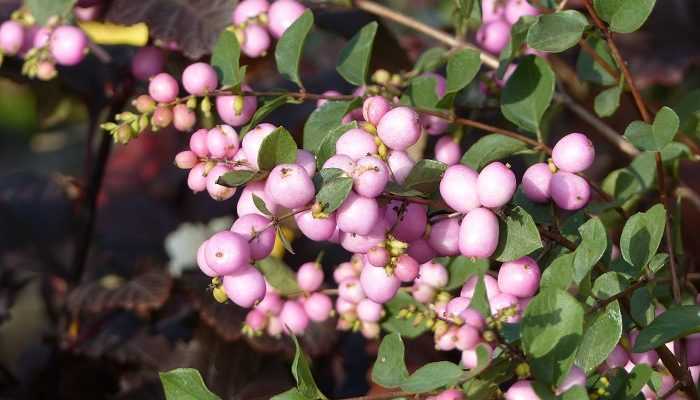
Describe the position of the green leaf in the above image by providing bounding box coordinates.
[217,170,259,188]
[462,379,499,400]
[633,305,700,352]
[403,159,448,195]
[256,257,301,296]
[211,30,243,88]
[493,206,543,262]
[594,84,623,118]
[26,0,76,26]
[270,388,307,400]
[316,175,353,214]
[526,10,590,53]
[592,272,628,300]
[572,217,607,284]
[316,122,357,169]
[303,100,362,153]
[673,89,700,137]
[576,35,617,85]
[371,333,409,388]
[469,274,491,316]
[381,291,429,338]
[414,47,448,73]
[336,22,378,86]
[501,56,555,134]
[402,75,440,109]
[630,286,655,327]
[400,362,464,393]
[521,289,584,385]
[461,134,527,170]
[626,364,653,398]
[439,48,481,108]
[560,386,589,400]
[277,227,295,255]
[241,96,292,135]
[498,16,538,78]
[464,344,493,378]
[275,10,314,88]
[252,194,273,216]
[652,106,680,147]
[291,335,327,399]
[619,204,666,268]
[257,127,298,171]
[540,252,575,291]
[159,368,221,400]
[596,0,656,34]
[443,256,489,291]
[576,301,622,373]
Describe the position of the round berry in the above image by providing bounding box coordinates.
[245,309,268,331]
[204,231,251,275]
[461,308,486,330]
[435,136,461,166]
[232,0,270,24]
[294,210,337,241]
[208,125,240,158]
[333,262,358,283]
[557,366,586,394]
[416,260,449,289]
[436,327,459,351]
[323,154,356,175]
[265,163,315,209]
[336,128,378,160]
[131,46,165,81]
[505,0,540,25]
[297,261,324,292]
[279,300,310,334]
[412,283,436,304]
[394,254,419,282]
[189,128,209,157]
[206,164,236,201]
[462,344,492,369]
[377,107,421,151]
[497,256,541,298]
[461,274,500,300]
[187,163,207,192]
[504,381,538,400]
[152,106,173,128]
[407,238,436,264]
[477,162,516,208]
[336,192,380,235]
[367,246,389,267]
[552,133,595,173]
[267,0,307,38]
[241,23,271,58]
[422,114,450,136]
[476,20,511,54]
[237,180,279,216]
[522,162,553,203]
[353,156,389,198]
[360,264,401,304]
[606,344,629,368]
[296,149,316,176]
[223,266,266,307]
[436,389,465,400]
[173,104,196,132]
[182,62,218,96]
[387,150,415,184]
[175,150,198,169]
[458,208,499,259]
[440,165,481,213]
[32,27,51,48]
[455,324,481,351]
[0,20,24,55]
[304,292,333,322]
[231,214,275,260]
[628,331,659,366]
[357,298,383,322]
[256,291,283,315]
[338,278,365,303]
[50,25,88,66]
[550,171,591,210]
[149,72,179,103]
[242,123,276,169]
[362,96,392,125]
[196,240,217,277]
[339,220,387,253]
[386,201,427,242]
[428,217,461,256]
[216,85,258,127]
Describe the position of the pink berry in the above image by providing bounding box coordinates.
[360,264,401,304]
[196,240,217,277]
[338,278,365,303]
[504,381,538,400]
[436,389,464,400]
[688,338,700,366]
[339,220,386,253]
[187,163,208,192]
[522,163,553,203]
[256,291,283,315]
[182,62,218,96]
[297,262,324,292]
[422,72,447,97]
[207,125,239,158]
[333,262,358,283]
[0,21,24,55]
[175,150,198,169]
[412,283,436,303]
[628,331,659,366]
[476,20,511,54]
[445,296,471,319]
[241,23,271,58]
[552,133,595,173]
[304,292,333,322]
[231,214,275,260]
[490,293,521,322]
[462,274,500,300]
[232,0,270,24]
[267,0,307,38]
[357,298,383,322]
[204,231,251,275]
[436,327,459,351]
[435,136,461,166]
[267,315,283,336]
[498,256,541,298]
[385,201,427,242]
[428,217,461,256]
[336,192,380,235]
[456,324,481,351]
[361,322,381,339]
[422,114,450,136]
[265,164,315,209]
[294,210,337,241]
[550,171,591,210]
[206,164,236,201]
[353,156,389,198]
[387,150,415,184]
[152,106,173,128]
[237,180,279,217]
[505,0,540,25]
[462,343,492,369]
[362,96,392,125]
[280,300,310,334]
[323,154,356,175]
[149,72,179,103]
[336,128,378,160]
[394,254,419,282]
[316,90,341,108]
[31,27,51,48]
[222,266,266,307]
[606,344,629,368]
[367,246,390,267]
[477,162,516,208]
[459,208,500,259]
[216,85,258,127]
[245,309,268,331]
[407,238,436,264]
[131,46,165,81]
[173,104,196,132]
[189,128,209,157]
[440,165,481,213]
[50,26,88,66]
[242,123,277,169]
[377,107,421,151]
[416,260,449,289]
[336,297,356,315]
[557,366,586,394]
[296,149,316,176]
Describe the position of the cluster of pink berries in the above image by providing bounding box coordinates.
[521,132,595,210]
[231,0,306,58]
[0,19,88,80]
[475,0,539,54]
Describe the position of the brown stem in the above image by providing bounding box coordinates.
[578,38,619,80]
